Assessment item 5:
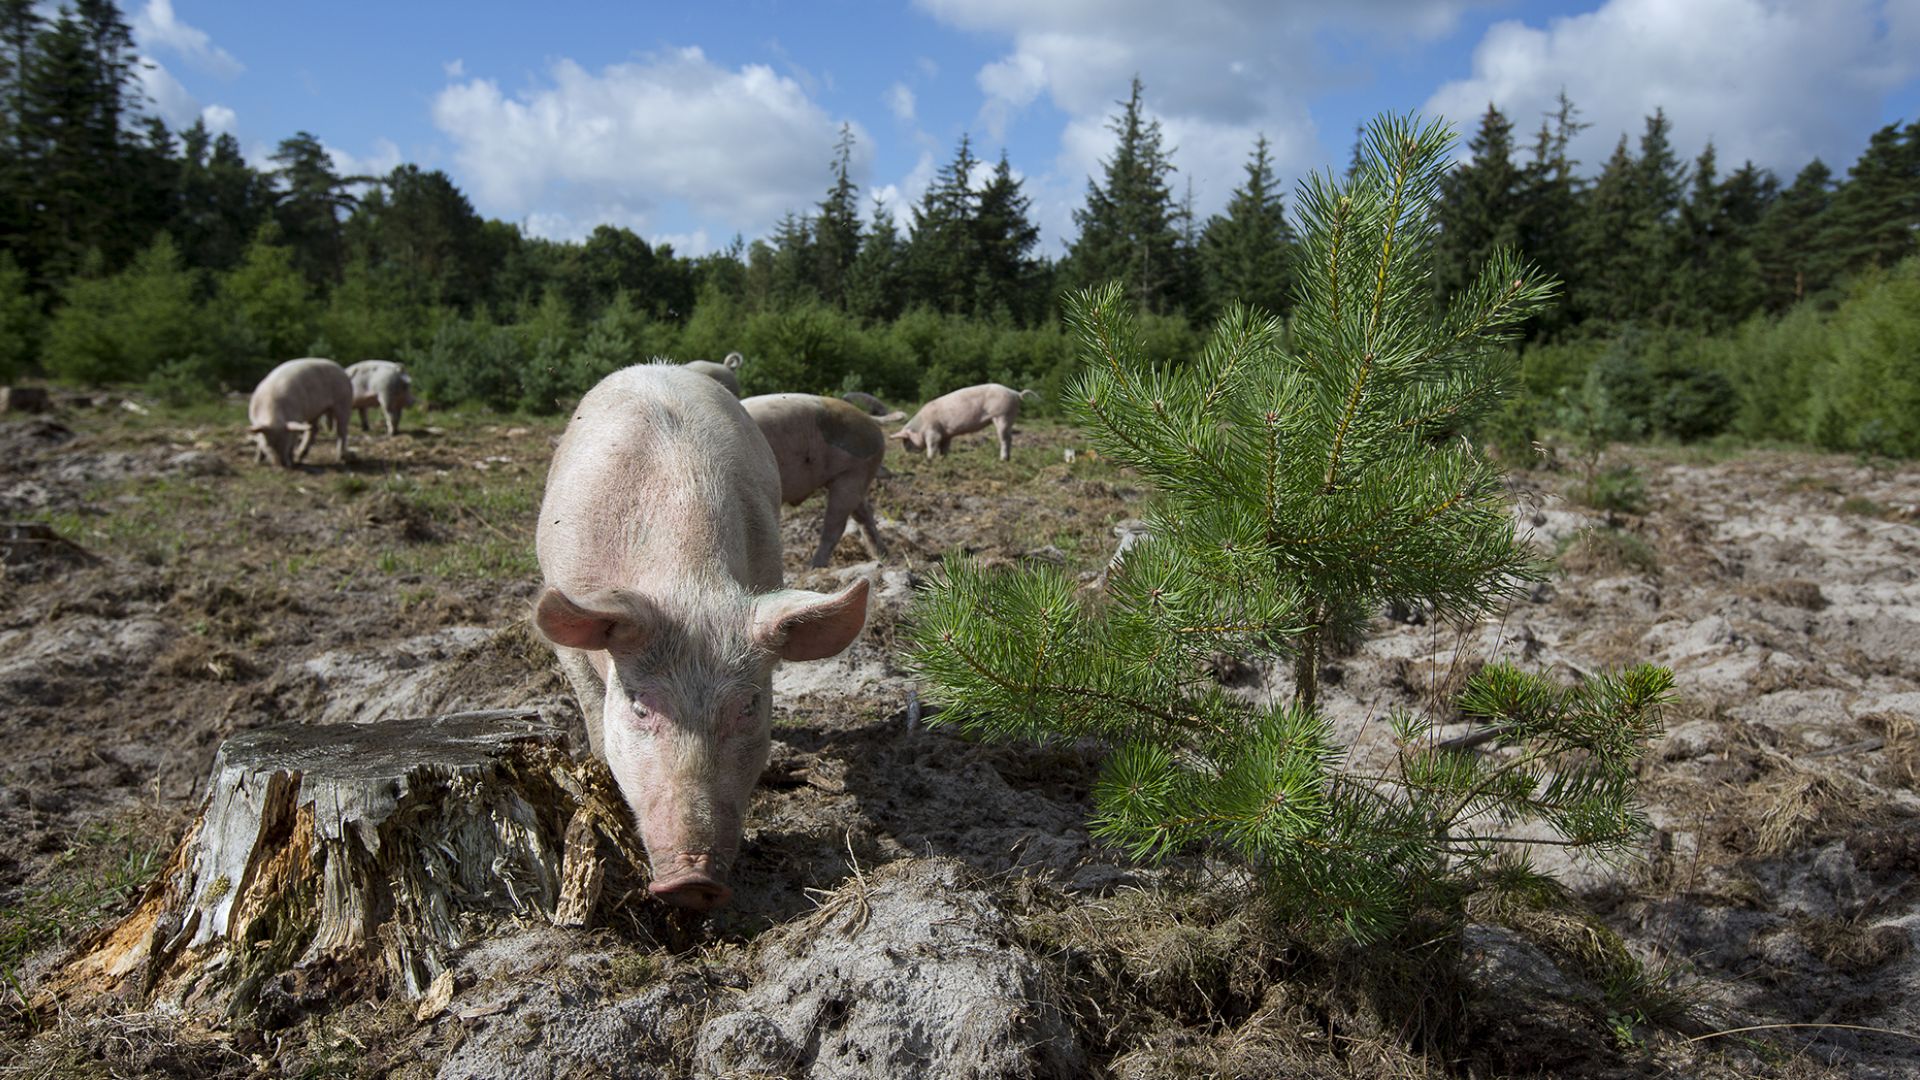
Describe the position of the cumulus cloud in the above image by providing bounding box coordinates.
[444,58,465,78]
[432,47,870,242]
[913,0,1502,243]
[1424,0,1920,176]
[135,57,201,128]
[327,138,404,181]
[131,0,242,79]
[200,103,237,135]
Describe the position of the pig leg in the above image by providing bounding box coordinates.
[334,406,351,462]
[357,405,370,433]
[293,425,315,463]
[810,478,864,567]
[994,416,1014,461]
[852,497,887,559]
[552,645,609,758]
[382,401,400,436]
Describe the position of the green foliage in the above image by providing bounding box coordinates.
[401,311,527,411]
[0,251,40,380]
[910,115,1668,942]
[43,234,207,384]
[213,226,318,382]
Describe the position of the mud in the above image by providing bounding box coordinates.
[2,404,1917,1077]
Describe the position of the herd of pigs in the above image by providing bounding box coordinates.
[243,352,1040,911]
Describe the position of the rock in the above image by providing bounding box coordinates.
[1460,924,1608,1073]
[165,450,232,476]
[695,858,1084,1079]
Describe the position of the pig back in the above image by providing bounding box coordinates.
[346,360,406,404]
[742,394,884,504]
[539,365,783,594]
[249,358,354,428]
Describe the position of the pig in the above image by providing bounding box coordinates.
[248,357,353,468]
[742,394,889,568]
[839,390,907,424]
[683,351,745,397]
[890,383,1039,461]
[344,359,413,436]
[534,365,869,911]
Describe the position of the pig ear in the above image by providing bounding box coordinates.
[285,421,312,432]
[888,430,910,441]
[752,579,870,661]
[248,423,269,434]
[534,587,656,651]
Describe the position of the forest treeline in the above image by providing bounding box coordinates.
[2,3,1917,452]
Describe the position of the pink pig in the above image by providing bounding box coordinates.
[890,383,1038,461]
[247,357,353,468]
[742,393,888,568]
[533,365,869,912]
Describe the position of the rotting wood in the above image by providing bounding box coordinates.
[56,710,648,1014]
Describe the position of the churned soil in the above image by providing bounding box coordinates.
[1,396,1916,1078]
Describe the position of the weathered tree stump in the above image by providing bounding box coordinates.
[58,710,644,1014]
[0,385,50,413]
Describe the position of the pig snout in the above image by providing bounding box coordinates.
[647,851,733,911]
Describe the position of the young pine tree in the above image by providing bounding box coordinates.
[908,115,1671,942]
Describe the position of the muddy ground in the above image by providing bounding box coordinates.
[0,395,1915,1078]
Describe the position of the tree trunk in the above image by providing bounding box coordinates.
[56,710,643,1014]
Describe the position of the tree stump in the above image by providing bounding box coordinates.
[57,710,645,1014]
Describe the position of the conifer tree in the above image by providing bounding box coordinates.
[1819,121,1920,278]
[269,131,357,288]
[846,196,906,322]
[1435,105,1524,306]
[1067,77,1184,314]
[906,134,981,314]
[908,115,1669,940]
[1752,159,1833,310]
[1514,92,1588,335]
[971,152,1041,323]
[814,123,863,310]
[1199,135,1294,321]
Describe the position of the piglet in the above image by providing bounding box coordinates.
[743,393,888,567]
[890,383,1038,461]
[344,360,413,435]
[534,365,869,911]
[248,357,353,468]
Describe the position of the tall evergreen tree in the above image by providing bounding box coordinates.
[269,132,357,289]
[906,133,981,314]
[1198,134,1294,320]
[0,0,45,275]
[1819,121,1920,278]
[1672,144,1770,327]
[349,164,492,309]
[1066,77,1184,315]
[971,152,1042,323]
[846,197,906,323]
[814,123,863,310]
[1515,92,1588,333]
[1752,159,1833,310]
[1435,105,1524,306]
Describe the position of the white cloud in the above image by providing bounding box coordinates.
[200,103,237,135]
[1424,0,1920,176]
[327,138,403,181]
[444,58,465,78]
[432,47,870,241]
[135,57,201,128]
[885,82,916,122]
[131,0,242,79]
[912,1,1502,245]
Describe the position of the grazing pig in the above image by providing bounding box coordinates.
[534,365,869,912]
[684,351,744,396]
[839,390,907,424]
[742,394,888,568]
[248,358,353,468]
[890,383,1038,461]
[344,360,413,435]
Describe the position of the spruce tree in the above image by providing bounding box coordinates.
[814,123,863,310]
[907,115,1669,941]
[1515,92,1588,335]
[846,196,906,322]
[269,132,356,289]
[1819,121,1920,278]
[1066,77,1183,315]
[1434,105,1523,306]
[1199,135,1294,321]
[906,134,981,314]
[970,152,1042,323]
[1752,159,1833,310]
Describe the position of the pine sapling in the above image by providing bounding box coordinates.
[907,114,1673,942]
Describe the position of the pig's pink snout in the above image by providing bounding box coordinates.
[648,856,733,911]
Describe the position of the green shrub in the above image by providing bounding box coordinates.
[44,237,209,384]
[0,252,41,381]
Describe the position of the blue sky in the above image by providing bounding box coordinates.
[132,0,1920,257]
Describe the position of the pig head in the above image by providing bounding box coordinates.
[534,365,869,911]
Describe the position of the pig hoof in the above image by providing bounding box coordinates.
[649,873,732,912]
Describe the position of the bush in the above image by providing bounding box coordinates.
[402,313,528,411]
[44,237,209,384]
[0,252,41,381]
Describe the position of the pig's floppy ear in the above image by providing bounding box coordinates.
[888,429,910,440]
[534,587,656,651]
[285,421,312,432]
[752,579,870,661]
[248,423,269,434]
